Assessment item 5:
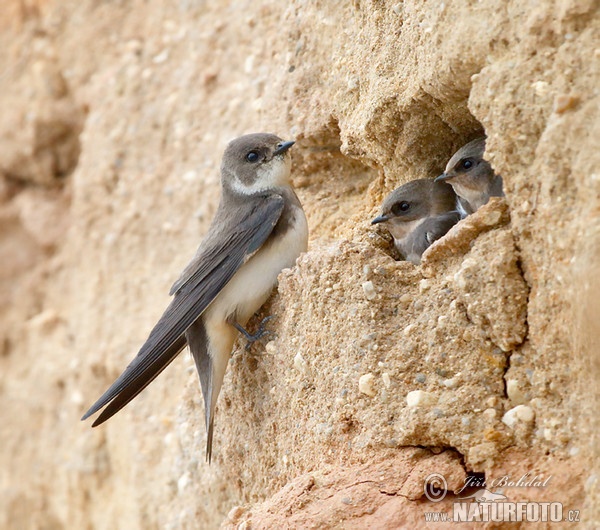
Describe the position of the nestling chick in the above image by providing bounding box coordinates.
[372,179,461,264]
[435,137,504,215]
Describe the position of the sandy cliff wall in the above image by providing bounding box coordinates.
[0,1,598,528]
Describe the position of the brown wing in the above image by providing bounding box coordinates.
[82,193,285,425]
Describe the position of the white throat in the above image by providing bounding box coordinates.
[230,156,292,195]
[388,217,426,247]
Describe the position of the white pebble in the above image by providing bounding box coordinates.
[506,379,527,405]
[585,474,598,493]
[442,377,459,388]
[153,49,170,64]
[265,341,277,354]
[419,279,431,292]
[483,408,497,420]
[347,76,359,90]
[181,170,198,182]
[177,472,191,492]
[382,372,391,388]
[406,390,436,408]
[70,389,84,405]
[502,405,535,428]
[403,323,416,336]
[486,396,500,408]
[399,293,412,303]
[294,352,309,374]
[359,373,376,397]
[362,281,376,300]
[531,80,549,96]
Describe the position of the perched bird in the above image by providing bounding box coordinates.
[82,133,308,462]
[371,179,461,264]
[435,137,504,215]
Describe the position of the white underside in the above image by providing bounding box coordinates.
[389,218,426,253]
[456,198,469,218]
[201,201,308,411]
[453,183,485,212]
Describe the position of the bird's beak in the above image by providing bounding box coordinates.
[274,141,295,156]
[434,173,450,183]
[371,214,389,225]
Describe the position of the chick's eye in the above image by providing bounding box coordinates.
[246,151,260,163]
[392,201,410,215]
[460,158,473,170]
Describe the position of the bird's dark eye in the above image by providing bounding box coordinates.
[460,158,474,170]
[391,201,410,215]
[246,151,260,163]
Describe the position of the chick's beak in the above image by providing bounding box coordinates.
[371,214,390,225]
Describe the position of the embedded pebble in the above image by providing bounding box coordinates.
[480,208,502,226]
[419,279,431,292]
[531,80,549,96]
[403,323,416,336]
[362,281,376,300]
[70,390,84,405]
[177,472,191,492]
[359,373,376,397]
[399,293,412,304]
[442,374,460,388]
[553,93,579,113]
[27,309,60,330]
[502,405,535,427]
[316,422,333,436]
[415,373,426,383]
[406,390,436,408]
[153,49,170,64]
[265,341,277,354]
[506,379,527,405]
[585,474,598,493]
[181,170,198,182]
[486,396,500,408]
[381,372,391,388]
[227,506,245,523]
[483,408,497,420]
[347,77,359,90]
[294,352,309,374]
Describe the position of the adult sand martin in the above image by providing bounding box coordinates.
[82,133,308,462]
[372,179,460,263]
[435,137,504,215]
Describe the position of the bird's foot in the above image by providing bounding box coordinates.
[233,316,273,351]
